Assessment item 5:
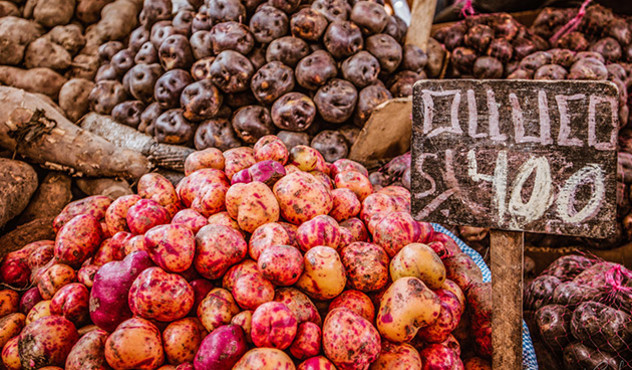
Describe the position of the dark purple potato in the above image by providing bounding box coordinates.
[271,92,316,131]
[224,91,257,108]
[209,22,254,55]
[589,37,622,62]
[563,343,620,370]
[571,301,632,352]
[512,37,538,60]
[95,64,119,82]
[355,83,391,126]
[535,305,572,351]
[209,50,254,93]
[249,5,288,44]
[180,79,223,121]
[251,61,295,104]
[608,18,631,46]
[295,50,337,91]
[451,47,477,74]
[266,36,310,67]
[290,8,329,42]
[248,46,267,70]
[311,0,350,23]
[365,33,401,74]
[533,64,567,80]
[531,33,549,51]
[112,100,145,128]
[135,42,159,65]
[277,130,310,150]
[190,31,213,60]
[338,124,359,145]
[122,69,133,94]
[504,61,519,77]
[579,4,613,34]
[173,10,194,36]
[549,48,575,68]
[111,49,135,75]
[190,56,215,80]
[206,0,246,23]
[568,58,608,80]
[154,109,196,145]
[129,27,151,53]
[231,105,275,144]
[129,63,163,103]
[311,130,348,162]
[607,63,627,82]
[192,6,213,33]
[486,38,513,63]
[154,69,194,108]
[350,1,387,35]
[442,23,467,51]
[491,13,520,41]
[573,51,605,64]
[463,24,493,52]
[524,275,561,311]
[89,80,128,115]
[323,21,363,60]
[313,78,357,123]
[388,70,422,98]
[98,41,124,62]
[383,15,406,44]
[552,281,600,308]
[194,118,242,151]
[151,21,180,50]
[140,0,172,28]
[269,0,300,14]
[341,51,381,89]
[159,34,194,70]
[139,102,163,135]
[243,0,265,13]
[401,44,427,73]
[216,105,233,119]
[554,32,589,52]
[519,51,552,71]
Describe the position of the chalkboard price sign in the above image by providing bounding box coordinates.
[411,79,619,239]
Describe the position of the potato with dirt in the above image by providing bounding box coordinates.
[328,289,375,322]
[18,315,79,369]
[104,317,164,370]
[296,246,346,300]
[390,243,446,289]
[340,242,389,292]
[225,181,280,233]
[194,224,247,280]
[64,328,109,370]
[197,288,240,332]
[129,266,194,322]
[274,171,333,224]
[0,17,43,66]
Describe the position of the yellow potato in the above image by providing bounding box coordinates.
[0,313,25,350]
[370,341,422,370]
[389,243,446,289]
[26,300,51,325]
[295,246,346,300]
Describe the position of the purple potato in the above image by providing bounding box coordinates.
[190,31,213,60]
[295,49,337,90]
[383,15,406,44]
[209,21,255,55]
[311,130,349,162]
[180,79,223,121]
[401,44,427,73]
[159,34,194,70]
[291,8,329,42]
[313,78,357,123]
[129,63,163,103]
[194,118,242,151]
[154,108,196,145]
[323,21,363,59]
[112,100,145,128]
[311,0,351,23]
[139,102,163,135]
[135,42,159,65]
[350,1,388,35]
[341,51,380,88]
[265,36,310,67]
[251,61,295,105]
[209,50,254,93]
[271,92,316,132]
[89,80,128,115]
[154,69,194,109]
[231,105,275,144]
[249,5,288,44]
[355,83,391,126]
[190,56,215,81]
[365,33,401,74]
[206,0,246,23]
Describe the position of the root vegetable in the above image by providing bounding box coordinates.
[0,158,37,229]
[0,17,44,66]
[24,37,72,71]
[0,67,66,100]
[29,0,76,28]
[58,79,95,122]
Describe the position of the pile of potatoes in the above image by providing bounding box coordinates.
[0,134,491,369]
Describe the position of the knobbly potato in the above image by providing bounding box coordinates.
[128,267,194,322]
[197,288,240,332]
[274,172,333,225]
[254,135,289,164]
[340,242,389,292]
[225,182,280,233]
[296,246,346,300]
[322,308,381,370]
[290,321,322,360]
[195,224,247,280]
[296,215,341,252]
[258,245,304,286]
[390,243,446,289]
[274,288,322,326]
[223,260,260,291]
[250,302,297,350]
[232,272,275,310]
[330,188,361,222]
[372,212,422,257]
[416,289,463,343]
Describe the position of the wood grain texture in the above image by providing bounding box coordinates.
[406,0,437,51]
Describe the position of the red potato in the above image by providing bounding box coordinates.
[251,302,298,350]
[340,242,389,292]
[225,182,280,233]
[322,308,381,370]
[37,263,76,300]
[104,194,141,235]
[330,188,361,222]
[258,245,304,286]
[309,171,334,190]
[223,260,260,291]
[335,170,373,202]
[468,282,491,358]
[190,279,214,314]
[232,273,275,310]
[0,313,25,350]
[137,173,181,217]
[273,172,333,225]
[123,235,150,256]
[19,288,42,316]
[289,145,327,173]
[233,348,295,370]
[54,214,103,268]
[420,344,464,370]
[290,321,322,360]
[26,241,55,273]
[50,283,89,326]
[53,196,112,233]
[195,224,247,280]
[338,227,355,248]
[231,310,253,342]
[145,224,195,273]
[197,288,240,332]
[25,300,51,325]
[296,215,341,252]
[439,334,461,356]
[331,159,369,178]
[298,356,336,369]
[177,169,230,217]
[65,328,109,370]
[163,318,206,364]
[223,147,257,181]
[371,341,422,370]
[2,336,21,370]
[18,315,79,369]
[232,160,287,187]
[254,135,289,164]
[442,279,466,308]
[360,193,398,226]
[185,148,226,175]
[92,232,131,266]
[207,212,243,236]
[378,186,411,213]
[296,246,346,300]
[329,290,375,322]
[443,253,484,293]
[416,289,463,343]
[340,218,369,242]
[373,212,422,257]
[194,324,247,370]
[274,288,322,326]
[126,199,171,235]
[172,209,208,233]
[0,254,32,288]
[104,317,164,370]
[429,233,461,258]
[279,222,299,247]
[129,267,194,322]
[0,290,19,317]
[249,222,291,260]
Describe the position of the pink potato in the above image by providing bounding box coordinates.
[92,232,131,266]
[340,242,389,292]
[279,222,299,247]
[338,227,355,248]
[2,335,21,370]
[249,222,291,260]
[223,147,257,181]
[289,145,327,172]
[207,211,242,233]
[329,188,361,222]
[251,302,297,350]
[377,186,411,211]
[233,348,295,370]
[26,241,55,273]
[163,317,206,364]
[89,251,154,332]
[258,245,304,286]
[231,310,253,342]
[54,214,103,268]
[415,289,463,343]
[190,279,214,314]
[273,172,333,225]
[185,148,226,175]
[177,364,194,370]
[334,170,373,201]
[233,160,287,187]
[322,308,381,370]
[443,253,484,294]
[65,328,109,370]
[145,224,195,273]
[104,194,141,235]
[372,211,422,257]
[225,182,280,233]
[50,283,89,326]
[296,215,341,252]
[126,199,171,235]
[429,232,461,258]
[53,196,112,232]
[37,263,76,300]
[18,315,79,369]
[123,234,149,255]
[329,290,375,323]
[274,288,321,326]
[104,317,164,370]
[177,169,230,217]
[296,246,346,300]
[441,279,466,309]
[19,288,42,315]
[77,264,99,288]
[420,344,464,370]
[298,356,336,370]
[0,254,32,288]
[290,321,322,360]
[194,324,247,370]
[194,224,247,280]
[232,273,275,310]
[340,218,368,242]
[440,334,461,356]
[330,159,369,178]
[172,209,208,233]
[371,341,422,370]
[137,173,181,216]
[0,290,19,317]
[254,135,289,164]
[197,288,240,332]
[223,260,260,290]
[129,267,194,322]
[309,171,334,190]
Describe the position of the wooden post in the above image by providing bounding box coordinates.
[490,230,524,370]
[406,0,437,50]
